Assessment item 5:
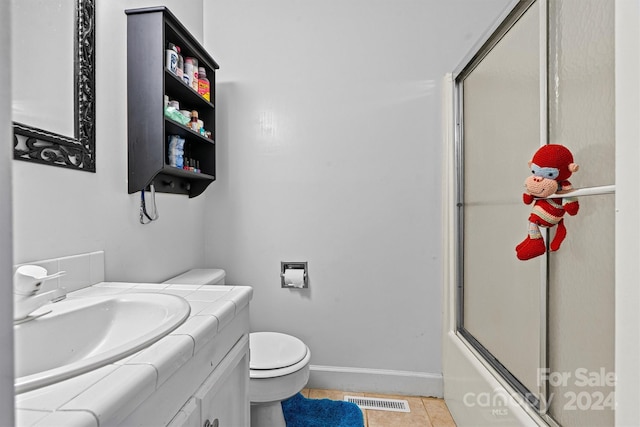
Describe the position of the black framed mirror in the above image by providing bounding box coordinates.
[12,0,95,172]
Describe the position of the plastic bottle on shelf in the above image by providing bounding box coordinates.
[176,46,184,79]
[190,110,199,131]
[165,43,178,75]
[184,57,194,86]
[197,67,210,101]
[183,142,190,170]
[191,58,199,91]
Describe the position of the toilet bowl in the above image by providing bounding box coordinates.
[249,332,311,427]
[164,269,311,427]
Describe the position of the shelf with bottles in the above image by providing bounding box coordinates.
[164,118,214,144]
[164,95,215,142]
[126,6,219,198]
[165,136,215,174]
[164,70,214,109]
[157,133,215,196]
[164,19,213,103]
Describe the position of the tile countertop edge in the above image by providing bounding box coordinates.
[15,283,253,427]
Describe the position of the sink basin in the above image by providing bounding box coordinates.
[14,292,191,393]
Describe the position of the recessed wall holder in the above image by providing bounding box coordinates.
[281,262,308,288]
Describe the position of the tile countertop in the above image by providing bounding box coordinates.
[15,282,253,427]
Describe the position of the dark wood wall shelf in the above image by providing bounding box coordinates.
[126,6,219,198]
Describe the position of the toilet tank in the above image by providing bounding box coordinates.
[163,269,226,285]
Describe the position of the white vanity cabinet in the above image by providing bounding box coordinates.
[13,270,253,427]
[169,335,250,427]
[118,300,252,427]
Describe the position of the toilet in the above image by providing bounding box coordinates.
[164,269,311,427]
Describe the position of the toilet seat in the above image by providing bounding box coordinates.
[250,332,310,379]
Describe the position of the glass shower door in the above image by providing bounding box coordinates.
[456,1,615,425]
[459,0,544,398]
[546,1,615,425]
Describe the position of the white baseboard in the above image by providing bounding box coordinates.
[307,365,443,398]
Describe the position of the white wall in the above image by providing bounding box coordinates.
[1,1,15,424]
[614,0,640,423]
[12,0,206,283]
[202,0,511,394]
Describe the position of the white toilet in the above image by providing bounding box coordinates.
[164,269,311,427]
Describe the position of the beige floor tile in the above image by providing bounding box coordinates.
[364,393,433,427]
[422,398,457,427]
[366,409,433,427]
[308,388,349,400]
[301,389,455,427]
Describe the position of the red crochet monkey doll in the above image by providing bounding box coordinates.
[516,144,580,261]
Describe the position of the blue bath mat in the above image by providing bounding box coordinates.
[282,393,364,427]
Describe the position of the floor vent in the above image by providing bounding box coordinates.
[344,396,411,413]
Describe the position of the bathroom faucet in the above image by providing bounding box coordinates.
[13,265,67,321]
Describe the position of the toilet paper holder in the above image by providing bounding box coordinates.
[280,262,308,288]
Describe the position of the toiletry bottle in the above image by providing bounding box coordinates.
[176,46,184,79]
[183,141,190,170]
[190,110,199,131]
[191,58,199,91]
[184,57,194,86]
[165,43,178,75]
[197,67,210,101]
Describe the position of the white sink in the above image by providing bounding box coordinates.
[14,293,191,393]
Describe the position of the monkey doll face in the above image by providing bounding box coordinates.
[524,163,559,197]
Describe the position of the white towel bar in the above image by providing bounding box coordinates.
[538,184,615,199]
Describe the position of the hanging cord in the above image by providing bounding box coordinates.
[139,183,159,224]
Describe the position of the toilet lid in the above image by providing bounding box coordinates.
[250,332,308,370]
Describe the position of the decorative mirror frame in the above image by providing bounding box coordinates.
[13,0,96,172]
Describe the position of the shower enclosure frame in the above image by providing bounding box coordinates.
[452,0,614,425]
[453,0,552,420]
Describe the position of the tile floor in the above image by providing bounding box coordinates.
[301,388,457,427]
